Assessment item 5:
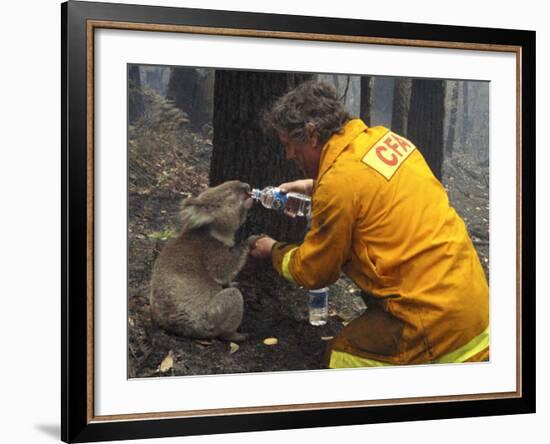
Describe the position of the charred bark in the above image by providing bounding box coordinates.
[407,78,445,180]
[128,65,144,124]
[360,76,374,126]
[210,70,312,243]
[391,78,412,136]
[167,67,214,130]
[445,81,459,157]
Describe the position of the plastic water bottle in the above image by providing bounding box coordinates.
[250,186,311,218]
[308,287,329,326]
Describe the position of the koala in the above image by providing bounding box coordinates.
[150,180,258,342]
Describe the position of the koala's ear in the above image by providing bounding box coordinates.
[180,198,215,231]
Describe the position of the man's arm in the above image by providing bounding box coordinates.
[271,176,356,289]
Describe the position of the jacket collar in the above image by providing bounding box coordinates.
[316,119,368,183]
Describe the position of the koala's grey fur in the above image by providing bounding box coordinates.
[150,180,258,342]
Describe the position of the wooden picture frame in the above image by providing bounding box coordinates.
[62,0,535,442]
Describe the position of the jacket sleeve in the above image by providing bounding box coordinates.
[272,174,356,289]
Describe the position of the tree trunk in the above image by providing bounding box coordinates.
[445,81,459,157]
[166,67,196,116]
[166,67,214,130]
[332,74,341,93]
[461,81,470,152]
[360,76,374,126]
[128,65,144,124]
[407,78,445,180]
[191,68,215,131]
[210,70,312,243]
[473,82,490,165]
[391,78,412,136]
[340,76,351,105]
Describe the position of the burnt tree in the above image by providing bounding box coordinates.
[167,67,196,116]
[210,70,312,244]
[167,67,214,130]
[391,78,412,136]
[194,69,215,131]
[445,81,459,156]
[360,76,374,126]
[407,78,445,180]
[339,76,351,105]
[128,65,144,124]
[461,81,470,152]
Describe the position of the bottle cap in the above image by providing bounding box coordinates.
[308,287,329,294]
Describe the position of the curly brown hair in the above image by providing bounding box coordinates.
[263,80,351,147]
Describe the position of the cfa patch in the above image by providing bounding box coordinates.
[361,131,417,180]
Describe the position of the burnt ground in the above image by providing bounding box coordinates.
[127,98,489,378]
[442,153,490,279]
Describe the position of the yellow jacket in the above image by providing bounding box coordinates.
[272,119,489,364]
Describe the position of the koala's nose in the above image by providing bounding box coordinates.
[240,182,251,193]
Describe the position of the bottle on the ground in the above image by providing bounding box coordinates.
[308,287,329,326]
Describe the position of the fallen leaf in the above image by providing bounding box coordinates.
[195,339,213,346]
[263,337,278,346]
[321,336,334,341]
[328,309,338,317]
[229,342,240,354]
[159,350,174,373]
[342,321,351,327]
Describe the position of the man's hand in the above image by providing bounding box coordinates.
[249,235,277,259]
[247,234,265,248]
[279,179,314,196]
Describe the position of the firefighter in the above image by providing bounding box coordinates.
[250,80,489,367]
